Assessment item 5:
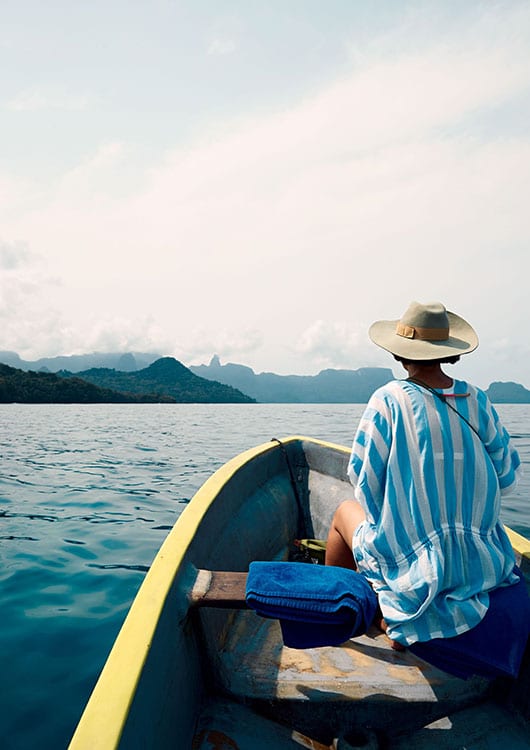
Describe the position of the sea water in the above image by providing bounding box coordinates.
[1,403,529,749]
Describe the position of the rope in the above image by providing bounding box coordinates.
[271,437,306,537]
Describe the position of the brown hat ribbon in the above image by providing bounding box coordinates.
[396,322,449,341]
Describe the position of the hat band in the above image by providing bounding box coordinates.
[396,321,449,341]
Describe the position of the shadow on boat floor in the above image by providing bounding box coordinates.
[192,696,530,750]
[192,608,530,748]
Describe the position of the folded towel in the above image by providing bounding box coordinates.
[409,568,530,680]
[245,561,378,648]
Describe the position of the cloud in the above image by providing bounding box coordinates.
[0,289,174,359]
[296,320,380,370]
[135,11,530,260]
[180,327,264,365]
[6,88,90,112]
[52,141,128,199]
[0,266,61,355]
[0,240,79,358]
[78,316,174,355]
[207,37,236,56]
[0,239,32,270]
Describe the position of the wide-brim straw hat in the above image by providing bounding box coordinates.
[369,301,478,360]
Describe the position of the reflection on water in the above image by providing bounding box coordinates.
[1,403,529,749]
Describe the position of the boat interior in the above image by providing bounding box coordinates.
[188,440,530,749]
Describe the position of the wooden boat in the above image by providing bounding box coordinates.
[69,437,530,749]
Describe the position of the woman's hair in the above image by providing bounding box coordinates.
[393,355,461,366]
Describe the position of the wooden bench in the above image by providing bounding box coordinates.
[191,570,491,738]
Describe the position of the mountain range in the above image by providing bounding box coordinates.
[1,350,529,403]
[0,350,159,373]
[190,355,395,403]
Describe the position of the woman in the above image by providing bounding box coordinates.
[326,301,523,659]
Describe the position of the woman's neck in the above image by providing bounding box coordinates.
[403,363,453,389]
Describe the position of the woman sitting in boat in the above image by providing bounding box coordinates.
[326,301,523,657]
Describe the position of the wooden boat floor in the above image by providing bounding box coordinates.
[193,697,530,750]
[213,609,492,736]
[193,698,337,750]
[390,700,530,749]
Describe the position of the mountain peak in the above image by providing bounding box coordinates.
[142,357,189,378]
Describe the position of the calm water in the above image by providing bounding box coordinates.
[2,403,529,749]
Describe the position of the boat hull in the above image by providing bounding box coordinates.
[69,437,530,749]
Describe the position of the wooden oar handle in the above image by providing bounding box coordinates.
[189,569,249,609]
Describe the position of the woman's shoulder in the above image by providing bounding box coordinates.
[371,378,489,412]
[367,379,411,410]
[453,379,489,402]
[370,379,404,400]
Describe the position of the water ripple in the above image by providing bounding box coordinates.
[87,563,151,572]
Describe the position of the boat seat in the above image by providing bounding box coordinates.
[212,609,492,737]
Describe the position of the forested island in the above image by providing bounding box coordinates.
[60,357,255,403]
[0,364,167,403]
[486,381,530,403]
[0,359,254,404]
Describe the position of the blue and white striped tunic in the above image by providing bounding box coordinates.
[349,379,522,646]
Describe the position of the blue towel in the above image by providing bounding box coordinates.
[245,561,378,648]
[409,569,530,680]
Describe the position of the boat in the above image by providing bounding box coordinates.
[69,436,530,749]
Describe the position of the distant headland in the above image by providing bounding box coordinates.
[1,350,529,404]
[0,356,254,404]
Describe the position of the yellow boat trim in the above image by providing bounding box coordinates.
[505,526,530,568]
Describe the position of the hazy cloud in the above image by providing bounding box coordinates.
[6,88,90,112]
[80,316,174,356]
[183,328,264,365]
[0,239,31,269]
[207,38,236,56]
[296,320,379,370]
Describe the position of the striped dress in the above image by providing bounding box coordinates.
[349,379,522,646]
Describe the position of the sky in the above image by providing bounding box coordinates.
[1,0,530,388]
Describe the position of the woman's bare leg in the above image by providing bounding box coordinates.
[325,499,366,569]
[326,500,405,651]
[378,616,406,651]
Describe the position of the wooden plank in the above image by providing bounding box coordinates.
[216,611,490,738]
[190,569,248,609]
